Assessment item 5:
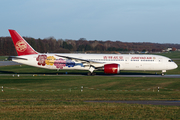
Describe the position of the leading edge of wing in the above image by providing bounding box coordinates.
[55,54,105,64]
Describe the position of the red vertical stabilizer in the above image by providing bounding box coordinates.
[9,29,38,56]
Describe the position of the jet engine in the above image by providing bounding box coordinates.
[104,64,120,74]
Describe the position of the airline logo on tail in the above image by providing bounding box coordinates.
[15,40,27,52]
[9,29,38,56]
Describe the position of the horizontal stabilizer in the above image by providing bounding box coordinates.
[8,56,28,61]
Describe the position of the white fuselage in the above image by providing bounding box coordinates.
[12,53,178,72]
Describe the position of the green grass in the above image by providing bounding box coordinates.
[0,56,8,61]
[155,51,180,59]
[0,101,179,119]
[0,76,180,119]
[1,76,180,101]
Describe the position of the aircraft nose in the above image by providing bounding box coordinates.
[176,64,178,68]
[174,63,178,69]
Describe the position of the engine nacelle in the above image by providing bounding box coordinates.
[104,64,120,74]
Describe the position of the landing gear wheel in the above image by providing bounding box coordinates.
[87,72,91,76]
[91,73,96,76]
[87,72,96,76]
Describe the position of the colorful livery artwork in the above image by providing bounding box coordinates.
[8,29,178,75]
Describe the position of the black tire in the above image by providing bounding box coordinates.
[87,72,91,76]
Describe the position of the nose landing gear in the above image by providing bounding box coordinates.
[161,70,166,76]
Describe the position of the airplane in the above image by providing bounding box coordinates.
[8,29,178,76]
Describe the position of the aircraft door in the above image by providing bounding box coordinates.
[125,57,129,64]
[125,57,131,69]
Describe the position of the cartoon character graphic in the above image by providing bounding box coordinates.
[45,56,56,66]
[54,58,66,69]
[36,55,47,66]
[66,59,75,67]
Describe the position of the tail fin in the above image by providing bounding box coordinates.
[8,29,38,56]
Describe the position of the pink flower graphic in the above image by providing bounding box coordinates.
[54,58,66,69]
[36,55,47,66]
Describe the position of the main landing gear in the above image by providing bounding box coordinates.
[87,66,96,76]
[87,72,96,76]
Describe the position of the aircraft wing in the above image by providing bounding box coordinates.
[55,54,104,64]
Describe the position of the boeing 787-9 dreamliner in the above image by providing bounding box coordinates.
[8,29,178,75]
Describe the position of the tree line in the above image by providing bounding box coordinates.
[0,36,180,56]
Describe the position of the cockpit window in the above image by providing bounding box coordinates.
[168,60,173,62]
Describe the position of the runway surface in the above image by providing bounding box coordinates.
[85,100,180,106]
[1,74,180,78]
[0,61,20,66]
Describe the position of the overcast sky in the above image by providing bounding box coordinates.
[0,0,180,44]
